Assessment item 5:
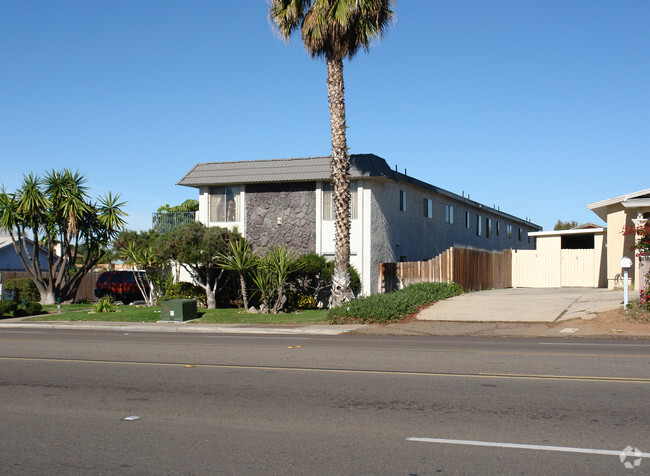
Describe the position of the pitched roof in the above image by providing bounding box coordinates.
[0,237,12,250]
[587,188,650,221]
[177,153,395,187]
[178,153,541,230]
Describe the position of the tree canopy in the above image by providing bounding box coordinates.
[0,169,126,304]
[554,220,579,230]
[159,222,241,309]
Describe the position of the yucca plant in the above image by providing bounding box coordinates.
[252,245,302,314]
[217,239,258,312]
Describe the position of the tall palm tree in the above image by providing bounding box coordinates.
[269,0,394,307]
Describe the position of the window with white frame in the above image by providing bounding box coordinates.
[399,190,406,212]
[445,205,454,224]
[323,181,358,220]
[209,186,240,222]
[423,198,433,218]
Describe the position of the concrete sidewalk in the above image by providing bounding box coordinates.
[0,319,359,335]
[417,288,625,322]
[0,288,643,338]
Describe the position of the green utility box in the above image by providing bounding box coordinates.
[160,299,197,322]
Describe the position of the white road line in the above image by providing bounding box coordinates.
[538,343,650,347]
[406,438,650,458]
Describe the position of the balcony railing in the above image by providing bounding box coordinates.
[151,211,197,234]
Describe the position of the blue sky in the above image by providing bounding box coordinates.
[2,1,648,232]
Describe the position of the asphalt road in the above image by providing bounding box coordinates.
[1,329,649,475]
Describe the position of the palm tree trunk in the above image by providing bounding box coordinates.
[326,56,354,308]
[239,272,249,312]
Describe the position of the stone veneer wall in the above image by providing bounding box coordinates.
[245,182,316,255]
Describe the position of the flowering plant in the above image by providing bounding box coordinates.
[623,223,650,257]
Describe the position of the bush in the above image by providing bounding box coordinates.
[291,253,362,303]
[0,300,18,316]
[93,296,118,313]
[160,282,207,307]
[4,278,40,303]
[327,281,463,324]
[285,291,318,311]
[10,301,42,317]
[24,302,43,315]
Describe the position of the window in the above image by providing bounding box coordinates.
[518,228,523,241]
[476,215,482,236]
[507,224,513,239]
[423,198,433,218]
[465,211,470,228]
[399,190,407,212]
[496,221,500,236]
[486,218,492,239]
[445,205,454,224]
[209,186,240,222]
[323,181,357,220]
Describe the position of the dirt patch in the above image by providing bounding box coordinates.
[552,308,650,334]
[349,307,650,338]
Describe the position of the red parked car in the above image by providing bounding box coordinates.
[95,271,149,304]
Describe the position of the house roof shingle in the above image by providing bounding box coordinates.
[177,154,394,187]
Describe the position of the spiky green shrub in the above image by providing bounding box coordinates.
[93,296,118,313]
[327,282,463,324]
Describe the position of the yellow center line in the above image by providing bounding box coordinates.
[1,356,649,383]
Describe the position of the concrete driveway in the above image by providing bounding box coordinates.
[417,288,625,322]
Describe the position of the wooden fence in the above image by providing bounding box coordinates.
[0,270,101,302]
[378,247,512,293]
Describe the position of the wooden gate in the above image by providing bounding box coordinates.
[512,249,601,288]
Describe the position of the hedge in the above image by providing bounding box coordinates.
[327,281,463,324]
[3,278,41,303]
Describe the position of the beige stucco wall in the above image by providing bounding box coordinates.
[536,235,561,252]
[605,206,636,290]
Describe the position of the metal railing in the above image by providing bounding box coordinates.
[151,211,197,233]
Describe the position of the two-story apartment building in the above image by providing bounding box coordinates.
[178,154,540,295]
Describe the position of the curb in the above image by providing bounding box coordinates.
[0,322,361,336]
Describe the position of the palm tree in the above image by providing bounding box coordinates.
[269,0,394,307]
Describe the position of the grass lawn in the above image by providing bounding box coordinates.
[196,308,327,324]
[25,304,328,324]
[28,304,162,322]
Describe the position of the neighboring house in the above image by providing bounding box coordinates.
[178,154,541,295]
[587,188,650,290]
[521,189,650,291]
[0,233,51,271]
